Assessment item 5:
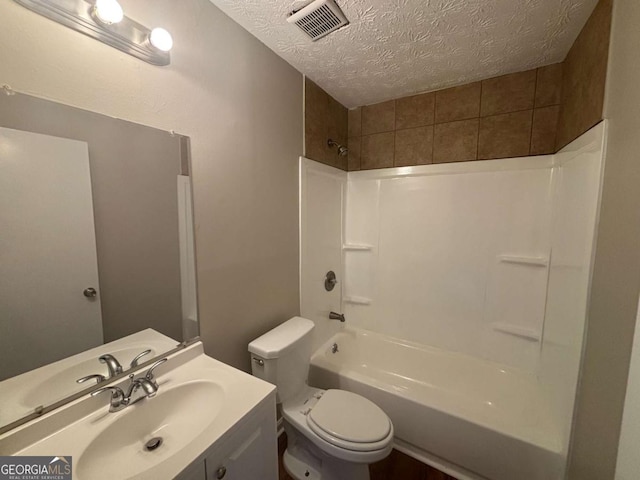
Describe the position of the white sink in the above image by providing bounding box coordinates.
[77,381,224,480]
[0,341,276,480]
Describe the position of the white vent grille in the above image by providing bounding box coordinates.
[287,0,349,42]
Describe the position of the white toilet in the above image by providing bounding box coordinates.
[249,316,393,480]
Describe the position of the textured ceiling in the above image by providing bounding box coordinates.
[209,0,598,108]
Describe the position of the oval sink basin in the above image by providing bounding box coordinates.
[77,380,224,480]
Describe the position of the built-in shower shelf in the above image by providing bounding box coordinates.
[491,322,541,342]
[498,255,549,267]
[343,295,372,305]
[343,243,373,251]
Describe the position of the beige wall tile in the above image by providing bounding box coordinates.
[348,136,361,171]
[478,110,533,160]
[305,79,329,165]
[328,149,348,170]
[305,133,325,165]
[329,153,349,172]
[305,79,329,126]
[395,93,435,129]
[328,96,348,146]
[433,119,479,163]
[337,0,609,166]
[361,132,395,169]
[531,106,560,155]
[348,107,362,137]
[362,100,396,135]
[481,70,537,117]
[556,0,611,149]
[535,64,563,107]
[304,78,348,170]
[435,83,481,123]
[394,126,433,166]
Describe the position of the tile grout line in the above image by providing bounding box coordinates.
[530,68,541,154]
[476,80,483,161]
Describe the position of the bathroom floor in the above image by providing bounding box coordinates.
[278,433,457,480]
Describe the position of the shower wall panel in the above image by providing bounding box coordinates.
[344,158,555,372]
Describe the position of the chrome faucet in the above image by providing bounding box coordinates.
[92,377,158,412]
[99,354,123,377]
[77,349,153,385]
[76,353,123,385]
[329,311,346,322]
[92,358,167,412]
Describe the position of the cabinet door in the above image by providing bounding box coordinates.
[176,460,206,480]
[205,403,278,480]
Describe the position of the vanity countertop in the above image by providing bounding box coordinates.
[0,341,276,480]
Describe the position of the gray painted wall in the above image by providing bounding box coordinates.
[0,0,303,371]
[0,93,184,344]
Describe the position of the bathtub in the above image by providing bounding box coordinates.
[308,328,564,480]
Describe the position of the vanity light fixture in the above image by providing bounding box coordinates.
[93,0,123,25]
[149,27,173,53]
[13,0,172,66]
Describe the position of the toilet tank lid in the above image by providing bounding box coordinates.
[248,317,315,359]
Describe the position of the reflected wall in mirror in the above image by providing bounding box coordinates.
[0,91,198,429]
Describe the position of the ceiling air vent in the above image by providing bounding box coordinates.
[287,0,349,42]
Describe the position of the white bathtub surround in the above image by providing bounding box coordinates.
[539,122,607,457]
[344,156,555,372]
[299,159,347,351]
[300,122,607,479]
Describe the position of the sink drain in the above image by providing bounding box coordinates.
[145,437,163,451]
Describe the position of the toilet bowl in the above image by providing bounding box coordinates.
[248,317,393,480]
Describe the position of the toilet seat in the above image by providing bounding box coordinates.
[306,389,392,452]
[282,386,394,464]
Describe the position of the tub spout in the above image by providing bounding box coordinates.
[329,312,346,322]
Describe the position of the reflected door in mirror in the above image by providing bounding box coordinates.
[0,128,103,380]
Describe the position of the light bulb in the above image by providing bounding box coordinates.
[149,28,173,52]
[94,0,124,25]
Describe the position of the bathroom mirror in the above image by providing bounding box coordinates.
[0,91,198,429]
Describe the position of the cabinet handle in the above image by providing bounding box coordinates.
[216,466,227,479]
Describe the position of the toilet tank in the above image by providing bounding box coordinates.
[248,317,315,403]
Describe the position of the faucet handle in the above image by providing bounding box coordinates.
[91,386,127,412]
[130,349,152,368]
[76,374,106,385]
[145,358,167,382]
[91,386,124,398]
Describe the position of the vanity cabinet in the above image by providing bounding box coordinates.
[177,395,278,480]
[177,461,207,480]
